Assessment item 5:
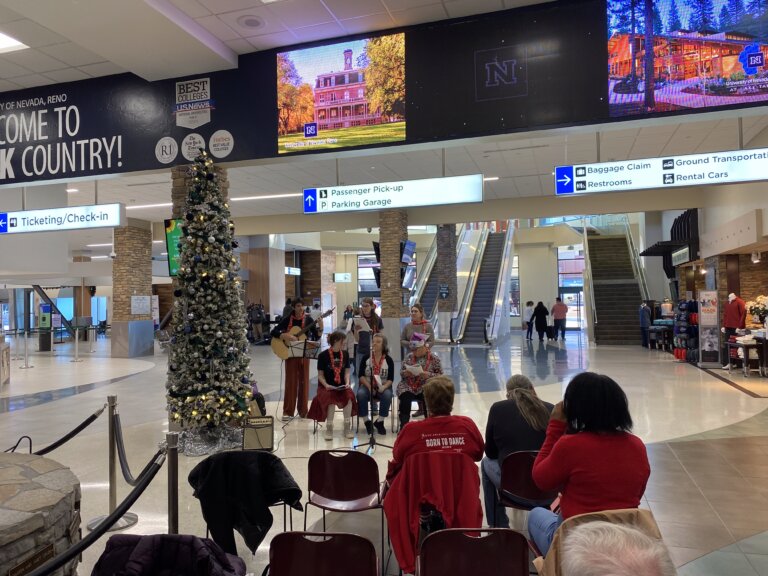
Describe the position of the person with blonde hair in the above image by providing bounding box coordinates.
[482,374,553,527]
[386,376,483,483]
[561,521,677,576]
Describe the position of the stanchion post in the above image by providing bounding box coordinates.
[89,327,96,353]
[86,395,138,532]
[71,327,83,363]
[167,432,179,535]
[11,328,20,360]
[108,395,117,513]
[19,329,33,369]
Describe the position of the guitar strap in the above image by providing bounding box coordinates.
[287,314,305,331]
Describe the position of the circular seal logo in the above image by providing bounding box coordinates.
[155,137,178,164]
[209,130,234,159]
[181,133,206,161]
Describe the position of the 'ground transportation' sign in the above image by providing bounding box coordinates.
[555,147,768,196]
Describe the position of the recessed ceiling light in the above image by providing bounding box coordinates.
[236,14,263,29]
[231,193,302,201]
[66,188,79,193]
[125,203,173,210]
[0,32,26,54]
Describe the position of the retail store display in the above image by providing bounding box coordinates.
[673,300,699,363]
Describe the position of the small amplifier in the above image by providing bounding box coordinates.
[243,416,274,451]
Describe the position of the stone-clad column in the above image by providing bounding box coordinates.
[436,223,458,339]
[111,220,153,357]
[379,209,408,358]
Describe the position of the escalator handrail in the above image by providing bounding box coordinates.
[32,285,76,338]
[487,222,515,344]
[453,224,491,342]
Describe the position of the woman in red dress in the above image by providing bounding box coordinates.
[308,330,357,440]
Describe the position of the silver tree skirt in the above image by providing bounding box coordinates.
[178,425,244,456]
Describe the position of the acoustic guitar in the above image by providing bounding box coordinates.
[270,307,335,361]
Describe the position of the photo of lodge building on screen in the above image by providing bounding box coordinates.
[607,0,768,116]
[314,49,381,130]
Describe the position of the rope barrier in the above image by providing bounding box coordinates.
[113,413,159,487]
[4,404,107,454]
[34,404,107,455]
[25,451,167,576]
[4,435,32,454]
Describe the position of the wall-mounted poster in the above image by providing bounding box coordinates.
[277,33,405,154]
[608,0,768,117]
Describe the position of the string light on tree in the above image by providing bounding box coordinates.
[166,148,252,429]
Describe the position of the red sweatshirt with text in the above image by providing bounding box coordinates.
[386,415,484,483]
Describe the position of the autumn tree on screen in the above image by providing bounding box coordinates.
[359,34,405,123]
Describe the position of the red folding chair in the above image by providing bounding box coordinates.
[265,531,378,576]
[304,450,386,573]
[419,528,529,576]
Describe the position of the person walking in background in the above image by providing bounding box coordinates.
[343,304,354,324]
[639,302,651,348]
[551,297,568,341]
[531,302,549,342]
[281,298,293,320]
[523,300,535,340]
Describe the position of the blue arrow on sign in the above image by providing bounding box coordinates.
[554,166,575,195]
[0,213,7,234]
[303,189,318,214]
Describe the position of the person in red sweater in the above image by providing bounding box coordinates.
[528,372,650,556]
[386,375,484,484]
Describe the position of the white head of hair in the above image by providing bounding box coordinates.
[561,521,677,576]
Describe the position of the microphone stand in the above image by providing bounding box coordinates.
[353,430,394,455]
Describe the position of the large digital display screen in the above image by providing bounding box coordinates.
[277,33,405,154]
[608,0,768,117]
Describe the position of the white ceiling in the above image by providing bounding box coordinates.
[0,0,764,260]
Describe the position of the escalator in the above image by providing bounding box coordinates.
[419,271,440,320]
[32,285,76,338]
[461,233,505,343]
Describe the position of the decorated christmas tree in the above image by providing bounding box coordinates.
[166,149,252,429]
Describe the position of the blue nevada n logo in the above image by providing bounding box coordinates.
[0,213,7,234]
[485,59,517,87]
[475,45,528,102]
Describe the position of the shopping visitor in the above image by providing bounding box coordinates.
[531,302,550,342]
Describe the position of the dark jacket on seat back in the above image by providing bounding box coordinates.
[188,450,303,555]
[91,533,246,576]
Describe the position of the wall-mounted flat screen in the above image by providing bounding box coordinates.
[277,32,405,154]
[608,0,768,117]
[164,219,183,277]
[401,239,416,264]
[334,272,352,283]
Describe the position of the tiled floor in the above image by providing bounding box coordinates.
[1,331,767,575]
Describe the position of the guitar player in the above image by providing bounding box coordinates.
[270,298,323,421]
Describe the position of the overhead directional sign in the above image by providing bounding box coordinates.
[555,147,768,195]
[0,203,123,235]
[303,174,483,215]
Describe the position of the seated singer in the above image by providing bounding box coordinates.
[270,298,322,421]
[308,330,357,440]
[397,332,442,429]
[357,333,395,436]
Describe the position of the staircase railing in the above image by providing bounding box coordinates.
[620,214,650,302]
[581,218,597,343]
[32,285,75,338]
[453,224,490,343]
[487,222,515,344]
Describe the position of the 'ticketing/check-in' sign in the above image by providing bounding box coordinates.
[0,203,123,235]
[554,147,768,196]
[303,174,483,214]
